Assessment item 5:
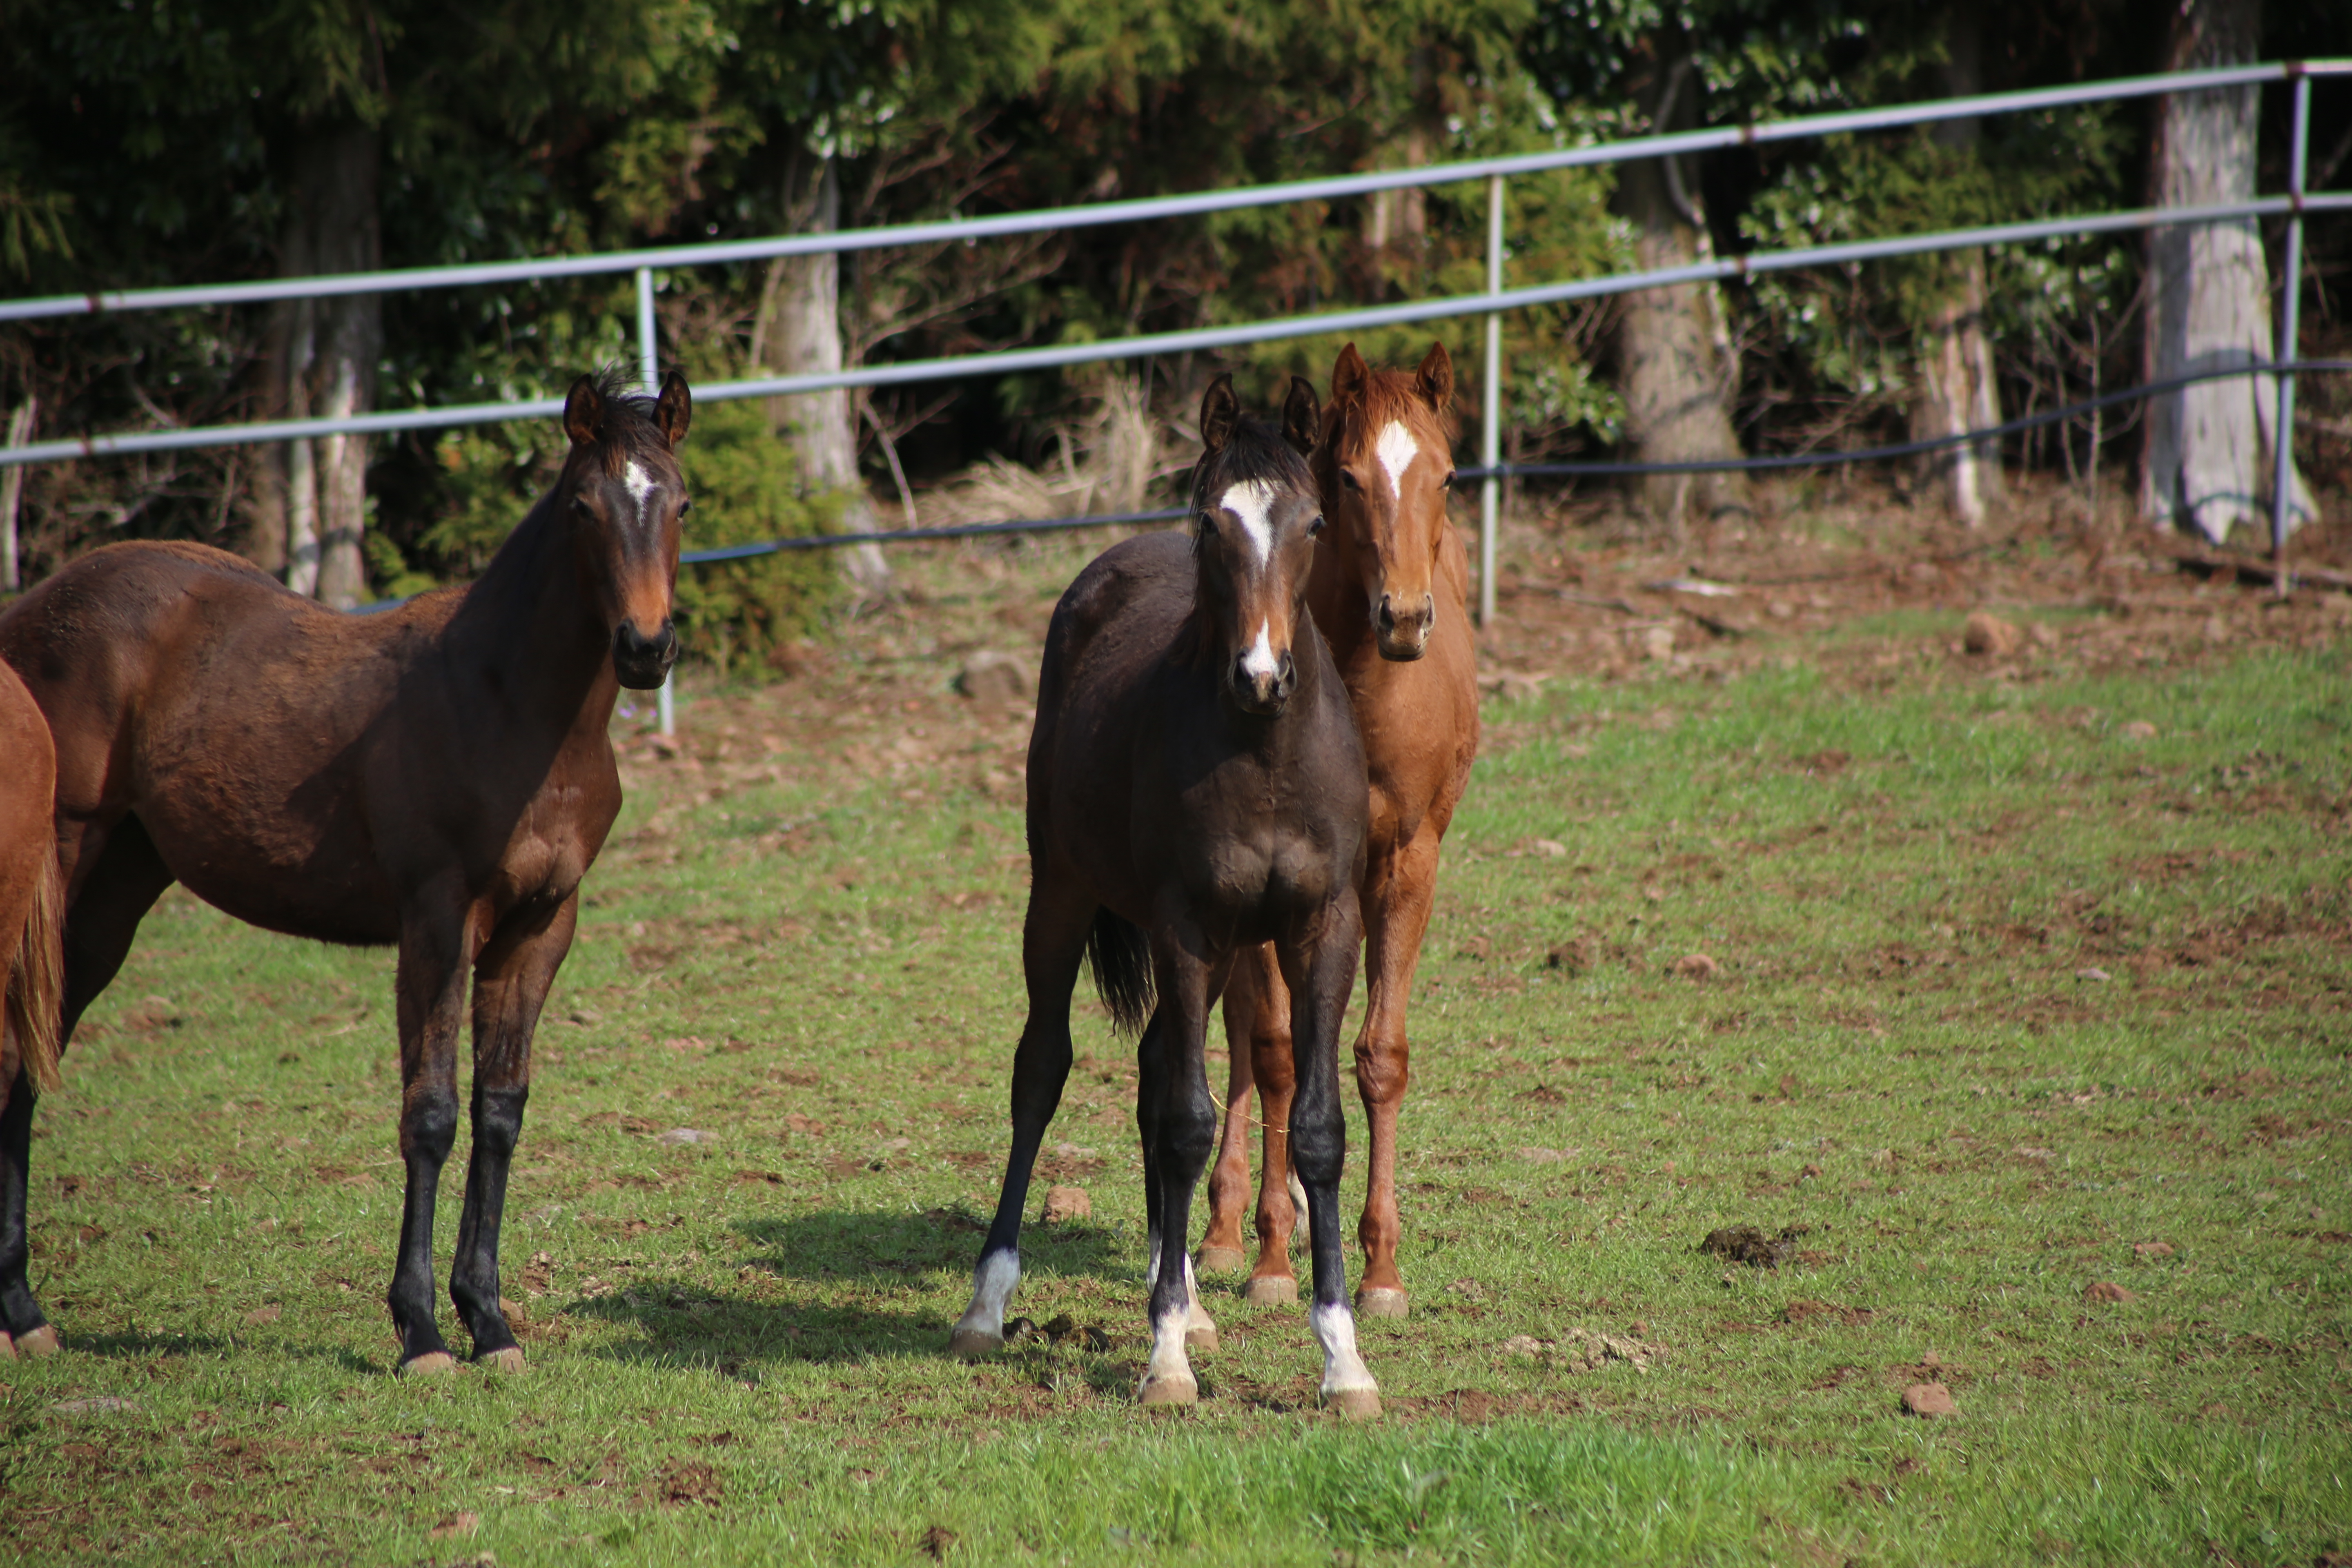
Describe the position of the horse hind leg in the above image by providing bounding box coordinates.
[951,882,1091,1358]
[1197,949,1267,1274]
[1241,949,1302,1306]
[1138,938,1217,1406]
[1353,832,1443,1323]
[1,815,172,1355]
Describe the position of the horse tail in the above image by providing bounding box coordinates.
[6,846,65,1094]
[1085,908,1154,1039]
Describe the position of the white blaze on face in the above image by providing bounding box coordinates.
[1241,619,1279,682]
[1220,478,1281,563]
[622,459,657,527]
[1374,420,1419,502]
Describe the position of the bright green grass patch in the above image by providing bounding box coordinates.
[2,638,2345,1565]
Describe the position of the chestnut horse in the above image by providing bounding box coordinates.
[0,369,690,1373]
[949,376,1383,1415]
[1198,343,1479,1319]
[0,659,65,1361]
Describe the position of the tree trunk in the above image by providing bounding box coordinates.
[2142,0,2311,543]
[261,126,380,603]
[1,396,33,590]
[1910,12,2003,525]
[753,152,889,599]
[1612,35,1748,530]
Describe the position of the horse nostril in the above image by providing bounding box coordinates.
[1376,597,1396,630]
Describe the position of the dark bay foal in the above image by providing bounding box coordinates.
[0,370,689,1373]
[949,376,1381,1414]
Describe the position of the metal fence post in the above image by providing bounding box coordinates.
[1479,173,1503,629]
[638,265,677,737]
[2272,70,2310,598]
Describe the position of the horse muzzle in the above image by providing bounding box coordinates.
[1374,592,1436,661]
[1229,647,1296,717]
[613,619,679,690]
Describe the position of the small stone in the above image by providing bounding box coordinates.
[1963,611,2021,657]
[2118,720,2158,741]
[1901,1382,1956,1418]
[1040,1186,1091,1224]
[2083,1281,2136,1303]
[2133,1241,2175,1261]
[1501,1334,1548,1356]
[1671,953,1719,981]
[243,1305,281,1327]
[2075,967,2111,983]
[1530,838,1568,858]
[655,1128,708,1147]
[955,652,1031,709]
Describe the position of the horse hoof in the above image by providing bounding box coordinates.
[1354,1288,1410,1320]
[947,1328,1004,1360]
[1243,1275,1298,1306]
[1195,1245,1249,1274]
[1183,1324,1220,1354]
[1138,1374,1198,1408]
[1323,1386,1383,1420]
[15,1325,60,1358]
[398,1351,459,1378]
[476,1346,527,1374]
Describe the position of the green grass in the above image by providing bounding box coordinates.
[3,596,2347,1564]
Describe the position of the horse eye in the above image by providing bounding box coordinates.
[1199,511,1220,537]
[572,494,595,516]
[1339,471,1361,492]
[1443,470,1457,489]
[1308,514,1325,537]
[678,497,692,515]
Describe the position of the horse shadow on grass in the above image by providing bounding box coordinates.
[564,1205,1132,1372]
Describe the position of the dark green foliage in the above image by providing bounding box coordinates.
[669,398,840,673]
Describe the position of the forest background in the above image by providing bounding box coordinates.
[1,0,2348,660]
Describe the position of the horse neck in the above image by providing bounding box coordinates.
[446,493,616,732]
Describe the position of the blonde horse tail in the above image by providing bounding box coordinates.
[6,846,65,1094]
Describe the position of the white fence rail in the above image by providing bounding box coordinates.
[4,58,2347,628]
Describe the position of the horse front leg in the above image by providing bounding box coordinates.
[1283,891,1379,1417]
[448,893,575,1372]
[1138,929,1218,1406]
[389,897,477,1375]
[950,880,1091,1357]
[1353,829,1443,1321]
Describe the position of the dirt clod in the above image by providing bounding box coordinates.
[428,1511,479,1540]
[1901,1382,1956,1418]
[1963,611,2022,657]
[2083,1281,2137,1304]
[954,652,1030,709]
[1500,1327,1662,1372]
[1670,953,1719,980]
[1546,938,1595,973]
[2132,1242,2175,1261]
[1040,1185,1091,1224]
[1701,1225,1804,1267]
[919,1524,959,1560]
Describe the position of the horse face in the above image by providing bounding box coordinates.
[562,373,692,690]
[1196,376,1324,718]
[1324,343,1454,662]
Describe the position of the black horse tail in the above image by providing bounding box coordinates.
[1085,908,1154,1038]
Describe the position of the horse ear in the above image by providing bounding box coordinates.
[1281,376,1320,456]
[1331,343,1370,405]
[1198,374,1240,454]
[655,370,692,448]
[1415,341,1454,413]
[563,376,603,448]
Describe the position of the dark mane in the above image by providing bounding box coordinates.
[1189,412,1316,550]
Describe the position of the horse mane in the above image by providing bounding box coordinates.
[575,364,675,477]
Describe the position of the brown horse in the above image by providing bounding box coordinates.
[0,368,690,1373]
[0,658,65,1361]
[1197,343,1480,1319]
[949,376,1383,1415]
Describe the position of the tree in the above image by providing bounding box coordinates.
[1908,7,2002,526]
[2142,0,2311,543]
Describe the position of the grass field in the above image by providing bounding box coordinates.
[2,519,2348,1565]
